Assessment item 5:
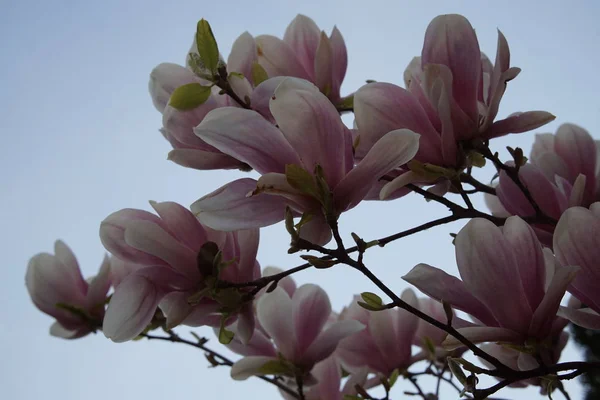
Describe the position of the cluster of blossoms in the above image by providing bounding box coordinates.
[26,13,600,400]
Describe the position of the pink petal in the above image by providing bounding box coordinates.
[52,240,87,295]
[26,252,87,322]
[227,32,258,83]
[311,356,343,400]
[314,32,333,94]
[380,171,422,200]
[442,326,522,349]
[283,14,321,79]
[486,111,556,139]
[302,320,365,366]
[194,107,301,174]
[227,229,260,282]
[149,201,207,252]
[555,123,597,203]
[100,209,168,266]
[124,220,198,278]
[162,102,220,149]
[236,303,256,345]
[109,257,142,288]
[329,26,347,101]
[257,287,296,360]
[103,273,166,342]
[158,292,192,330]
[557,306,600,330]
[255,35,311,80]
[270,78,349,188]
[455,218,532,332]
[292,284,332,354]
[298,214,332,246]
[501,216,546,311]
[353,82,441,161]
[191,179,289,231]
[167,149,246,170]
[529,265,579,337]
[250,77,286,122]
[393,289,420,353]
[226,324,277,357]
[554,206,600,310]
[422,14,481,122]
[230,356,279,380]
[484,191,510,217]
[334,129,420,211]
[49,322,88,339]
[402,263,496,326]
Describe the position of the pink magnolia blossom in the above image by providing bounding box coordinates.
[413,14,554,142]
[229,284,364,381]
[354,15,554,199]
[336,290,423,376]
[553,203,600,329]
[403,217,576,352]
[486,161,586,245]
[191,78,420,245]
[100,201,260,342]
[26,241,111,339]
[228,14,347,103]
[531,123,600,207]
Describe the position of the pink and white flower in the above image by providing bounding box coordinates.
[192,78,420,245]
[228,14,348,103]
[336,290,422,376]
[100,201,260,342]
[553,203,600,329]
[403,216,576,352]
[229,284,364,381]
[26,241,111,339]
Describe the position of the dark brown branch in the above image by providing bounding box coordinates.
[142,331,299,399]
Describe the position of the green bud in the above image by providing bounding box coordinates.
[300,255,338,269]
[169,83,212,110]
[218,316,234,344]
[195,19,220,76]
[447,357,468,387]
[388,368,400,388]
[360,292,383,307]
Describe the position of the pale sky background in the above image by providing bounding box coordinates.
[2,0,599,399]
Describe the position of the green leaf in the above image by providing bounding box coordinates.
[218,324,234,344]
[251,62,269,85]
[169,83,212,110]
[388,368,400,388]
[468,151,486,168]
[295,212,313,230]
[447,357,468,386]
[195,19,220,75]
[360,292,383,307]
[285,164,319,199]
[257,360,291,375]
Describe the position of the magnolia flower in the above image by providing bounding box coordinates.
[26,241,111,339]
[229,14,347,103]
[230,284,364,381]
[336,290,422,376]
[192,78,420,245]
[531,123,600,207]
[403,217,576,352]
[100,201,260,342]
[354,14,554,199]
[553,203,600,329]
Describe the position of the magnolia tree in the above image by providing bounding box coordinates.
[25,13,600,400]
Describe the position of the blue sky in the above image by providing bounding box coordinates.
[2,0,599,398]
